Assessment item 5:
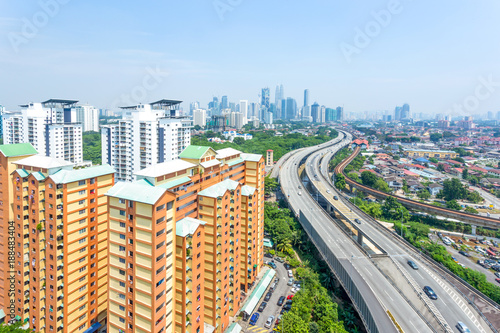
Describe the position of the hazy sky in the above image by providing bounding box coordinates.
[1,0,500,117]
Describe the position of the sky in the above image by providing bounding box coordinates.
[1,0,500,117]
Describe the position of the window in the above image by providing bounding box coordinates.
[119,234,125,240]
[78,200,85,205]
[119,210,125,216]
[119,199,125,204]
[78,190,85,195]
[79,238,86,244]
[79,209,86,215]
[78,180,86,186]
[119,222,125,228]
[167,201,173,210]
[79,228,87,234]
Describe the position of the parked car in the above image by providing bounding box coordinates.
[264,292,272,302]
[284,263,291,270]
[287,278,294,286]
[258,302,267,312]
[275,257,285,263]
[269,262,277,269]
[277,296,285,306]
[298,185,302,189]
[249,313,260,326]
[496,278,500,284]
[423,286,438,300]
[264,253,273,259]
[275,315,282,326]
[456,322,471,333]
[495,272,500,278]
[407,260,418,270]
[459,250,470,257]
[264,316,275,328]
[269,282,277,292]
[287,270,293,278]
[287,294,294,300]
[291,287,300,293]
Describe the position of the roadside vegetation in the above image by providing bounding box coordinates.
[82,131,101,165]
[264,202,358,333]
[192,128,338,160]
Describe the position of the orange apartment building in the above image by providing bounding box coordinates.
[0,143,114,333]
[106,145,265,333]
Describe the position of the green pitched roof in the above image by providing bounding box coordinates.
[49,165,115,184]
[179,145,214,160]
[105,181,167,205]
[198,179,239,198]
[14,169,30,178]
[0,143,37,157]
[176,217,206,237]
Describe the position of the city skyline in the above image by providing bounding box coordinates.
[1,1,500,116]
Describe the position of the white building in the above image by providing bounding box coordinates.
[2,100,83,164]
[192,108,207,127]
[75,105,99,132]
[101,100,192,182]
[240,100,248,123]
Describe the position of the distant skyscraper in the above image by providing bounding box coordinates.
[280,84,284,100]
[336,106,344,121]
[260,87,270,122]
[221,95,228,110]
[497,111,500,120]
[401,103,410,119]
[0,105,4,139]
[311,102,320,123]
[193,109,207,127]
[325,108,336,122]
[209,97,220,116]
[190,101,200,115]
[304,89,309,107]
[487,111,493,120]
[394,106,402,120]
[285,98,297,120]
[240,100,248,120]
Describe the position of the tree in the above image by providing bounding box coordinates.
[446,200,462,211]
[382,196,409,221]
[462,168,469,179]
[82,131,101,165]
[264,176,278,195]
[467,191,483,204]
[347,172,360,183]
[402,179,409,193]
[334,173,346,190]
[374,179,390,193]
[361,171,378,187]
[437,164,445,172]
[441,178,467,201]
[430,133,443,142]
[429,157,439,163]
[232,137,245,145]
[465,206,479,214]
[417,189,431,200]
[0,321,31,332]
[193,124,202,131]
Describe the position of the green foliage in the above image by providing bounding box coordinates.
[382,196,409,222]
[347,172,360,183]
[446,199,461,211]
[429,157,439,163]
[462,168,469,179]
[0,321,32,332]
[360,171,377,187]
[373,179,390,193]
[453,147,473,157]
[430,133,442,142]
[437,164,445,172]
[82,131,101,165]
[264,176,278,195]
[334,173,346,190]
[467,191,483,203]
[192,129,338,161]
[344,154,366,173]
[441,178,467,201]
[417,189,431,200]
[453,157,465,164]
[464,206,479,214]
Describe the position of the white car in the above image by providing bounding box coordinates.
[291,287,300,293]
[264,316,275,328]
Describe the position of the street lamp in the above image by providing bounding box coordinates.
[400,207,405,238]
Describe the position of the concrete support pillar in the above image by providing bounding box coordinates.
[471,225,477,235]
[357,232,364,246]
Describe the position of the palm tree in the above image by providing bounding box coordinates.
[276,240,291,253]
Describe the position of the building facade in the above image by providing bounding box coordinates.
[101,100,192,182]
[0,143,114,332]
[105,145,265,333]
[2,100,84,164]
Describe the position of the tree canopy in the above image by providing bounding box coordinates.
[82,131,101,165]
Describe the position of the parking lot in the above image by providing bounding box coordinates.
[238,257,296,332]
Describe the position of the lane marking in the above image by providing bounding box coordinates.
[384,290,394,302]
[409,320,421,333]
[364,267,373,277]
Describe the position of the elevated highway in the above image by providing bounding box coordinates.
[307,134,498,333]
[336,147,500,231]
[279,132,433,333]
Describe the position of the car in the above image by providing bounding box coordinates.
[249,313,260,326]
[354,218,361,224]
[459,250,469,257]
[407,260,418,270]
[298,192,302,196]
[452,256,458,263]
[423,286,438,300]
[264,292,272,302]
[275,315,282,326]
[274,277,279,283]
[268,262,277,269]
[496,278,500,284]
[495,272,500,278]
[242,312,249,322]
[287,270,293,278]
[264,253,273,259]
[458,263,466,268]
[277,296,285,306]
[283,263,291,270]
[298,185,302,189]
[287,278,294,286]
[326,189,331,194]
[456,321,471,333]
[333,195,339,200]
[264,316,275,329]
[275,257,285,263]
[269,282,277,292]
[282,303,292,311]
[291,287,300,293]
[258,302,267,312]
[287,294,294,300]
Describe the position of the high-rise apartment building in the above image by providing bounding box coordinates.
[0,142,115,332]
[304,89,309,107]
[0,105,4,140]
[401,103,410,120]
[105,145,265,333]
[336,106,344,122]
[239,101,248,123]
[311,103,320,123]
[2,100,85,164]
[193,109,207,128]
[285,98,296,120]
[101,100,192,182]
[75,105,100,132]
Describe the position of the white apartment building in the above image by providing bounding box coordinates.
[193,108,207,127]
[101,100,192,182]
[2,100,84,164]
[75,104,100,132]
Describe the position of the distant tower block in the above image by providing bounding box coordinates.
[266,149,274,167]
